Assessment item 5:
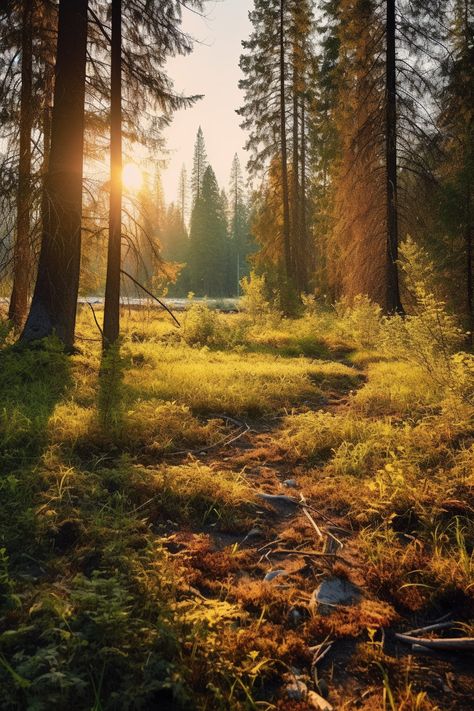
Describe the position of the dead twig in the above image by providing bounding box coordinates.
[297,498,351,534]
[395,634,474,651]
[272,548,337,557]
[270,548,354,566]
[121,269,181,327]
[302,506,324,539]
[164,421,250,458]
[87,302,104,340]
[257,538,283,552]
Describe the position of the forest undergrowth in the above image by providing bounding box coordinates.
[0,247,474,710]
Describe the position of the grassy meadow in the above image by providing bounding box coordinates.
[0,290,473,710]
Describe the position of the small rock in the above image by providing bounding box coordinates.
[264,569,287,582]
[288,605,307,627]
[283,479,298,488]
[310,577,361,615]
[308,690,333,710]
[286,679,308,701]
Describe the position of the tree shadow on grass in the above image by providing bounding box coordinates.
[0,339,71,461]
[0,338,71,560]
[97,343,126,438]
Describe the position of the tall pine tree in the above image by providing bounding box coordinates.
[189,165,227,296]
[191,126,208,204]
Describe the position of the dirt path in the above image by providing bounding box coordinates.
[161,389,474,709]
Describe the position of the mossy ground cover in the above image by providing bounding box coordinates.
[0,305,473,709]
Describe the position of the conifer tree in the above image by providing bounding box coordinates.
[319,0,446,312]
[189,165,227,296]
[98,0,205,345]
[239,0,315,306]
[8,0,33,330]
[178,164,189,227]
[289,0,314,293]
[21,0,89,349]
[191,127,208,204]
[103,0,122,349]
[229,154,252,294]
[239,0,293,300]
[1,0,56,326]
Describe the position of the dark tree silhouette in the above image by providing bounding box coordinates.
[103,0,122,349]
[21,0,88,349]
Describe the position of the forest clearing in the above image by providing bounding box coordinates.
[1,289,474,709]
[1,0,473,708]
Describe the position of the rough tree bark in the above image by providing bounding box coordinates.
[9,0,33,330]
[279,0,293,294]
[103,0,122,348]
[300,96,309,292]
[21,0,88,349]
[385,0,404,314]
[292,71,301,291]
[463,0,473,342]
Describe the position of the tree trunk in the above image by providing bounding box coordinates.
[9,0,33,330]
[279,0,292,290]
[385,0,403,314]
[21,0,88,349]
[41,54,54,238]
[103,0,123,348]
[466,181,473,343]
[300,96,309,292]
[292,72,301,291]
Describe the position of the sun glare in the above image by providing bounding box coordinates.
[122,163,143,192]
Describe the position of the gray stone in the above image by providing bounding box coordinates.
[311,577,361,615]
[264,569,287,582]
[286,679,308,701]
[283,479,298,488]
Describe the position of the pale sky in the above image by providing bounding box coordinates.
[160,0,254,205]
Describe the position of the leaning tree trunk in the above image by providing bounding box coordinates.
[21,0,88,349]
[9,0,33,330]
[385,0,403,314]
[103,0,122,349]
[279,0,293,293]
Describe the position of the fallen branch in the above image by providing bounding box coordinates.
[269,548,354,566]
[257,538,283,552]
[164,422,250,458]
[297,499,351,534]
[404,621,453,637]
[301,504,324,539]
[411,644,439,655]
[87,302,104,340]
[311,641,333,679]
[271,548,337,557]
[395,633,474,651]
[120,269,181,327]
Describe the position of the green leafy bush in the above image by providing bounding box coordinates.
[381,238,464,374]
[334,294,382,349]
[183,303,221,346]
[182,303,249,349]
[239,270,281,325]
